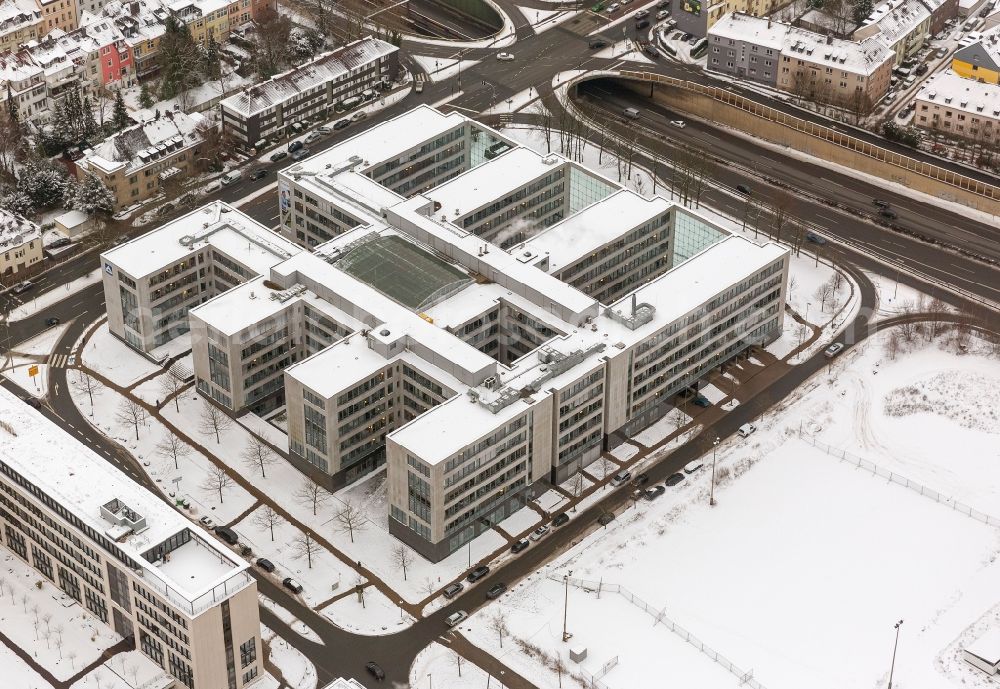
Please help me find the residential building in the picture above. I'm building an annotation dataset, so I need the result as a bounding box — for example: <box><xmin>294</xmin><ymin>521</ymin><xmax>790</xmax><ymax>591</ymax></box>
<box><xmin>708</xmin><ymin>13</ymin><xmax>895</xmax><ymax>110</ymax></box>
<box><xmin>952</xmin><ymin>26</ymin><xmax>1000</xmax><ymax>84</ymax></box>
<box><xmin>853</xmin><ymin>0</ymin><xmax>931</xmax><ymax>64</ymax></box>
<box><xmin>0</xmin><ymin>207</ymin><xmax>43</xmax><ymax>276</ymax></box>
<box><xmin>219</xmin><ymin>36</ymin><xmax>398</xmax><ymax>147</ymax></box>
<box><xmin>918</xmin><ymin>0</ymin><xmax>958</xmax><ymax>35</ymax></box>
<box><xmin>76</xmin><ymin>110</ymin><xmax>206</xmax><ymax>211</ymax></box>
<box><xmin>670</xmin><ymin>0</ymin><xmax>785</xmax><ymax>38</ymax></box>
<box><xmin>913</xmin><ymin>71</ymin><xmax>1000</xmax><ymax>141</ymax></box>
<box><xmin>168</xmin><ymin>0</ymin><xmax>230</xmax><ymax>44</ymax></box>
<box><xmin>0</xmin><ymin>385</ymin><xmax>263</xmax><ymax>689</ymax></box>
<box><xmin>0</xmin><ymin>0</ymin><xmax>42</xmax><ymax>51</ymax></box>
<box><xmin>100</xmin><ymin>201</ymin><xmax>302</xmax><ymax>353</ymax></box>
<box><xmin>0</xmin><ymin>50</ymin><xmax>46</xmax><ymax>125</ymax></box>
<box><xmin>36</xmin><ymin>0</ymin><xmax>79</xmax><ymax>34</ymax></box>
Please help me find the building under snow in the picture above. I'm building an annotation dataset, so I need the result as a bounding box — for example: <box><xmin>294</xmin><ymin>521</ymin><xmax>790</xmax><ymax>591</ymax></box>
<box><xmin>0</xmin><ymin>207</ymin><xmax>42</xmax><ymax>278</ymax></box>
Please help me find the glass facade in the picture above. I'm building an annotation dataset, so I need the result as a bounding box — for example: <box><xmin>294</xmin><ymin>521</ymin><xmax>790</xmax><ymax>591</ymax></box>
<box><xmin>672</xmin><ymin>210</ymin><xmax>728</xmax><ymax>263</ymax></box>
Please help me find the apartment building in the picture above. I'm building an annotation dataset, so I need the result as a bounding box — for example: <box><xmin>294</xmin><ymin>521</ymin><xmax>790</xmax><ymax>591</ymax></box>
<box><xmin>37</xmin><ymin>0</ymin><xmax>79</xmax><ymax>33</ymax></box>
<box><xmin>953</xmin><ymin>27</ymin><xmax>1000</xmax><ymax>84</ymax></box>
<box><xmin>100</xmin><ymin>202</ymin><xmax>302</xmax><ymax>353</ymax></box>
<box><xmin>0</xmin><ymin>208</ymin><xmax>43</xmax><ymax>277</ymax></box>
<box><xmin>708</xmin><ymin>13</ymin><xmax>895</xmax><ymax>110</ymax></box>
<box><xmin>670</xmin><ymin>0</ymin><xmax>785</xmax><ymax>38</ymax></box>
<box><xmin>0</xmin><ymin>386</ymin><xmax>263</xmax><ymax>689</ymax></box>
<box><xmin>219</xmin><ymin>36</ymin><xmax>399</xmax><ymax>148</ymax></box>
<box><xmin>0</xmin><ymin>50</ymin><xmax>46</xmax><ymax>124</ymax></box>
<box><xmin>0</xmin><ymin>0</ymin><xmax>42</xmax><ymax>51</ymax></box>
<box><xmin>76</xmin><ymin>110</ymin><xmax>206</xmax><ymax>211</ymax></box>
<box><xmin>854</xmin><ymin>0</ymin><xmax>931</xmax><ymax>64</ymax></box>
<box><xmin>914</xmin><ymin>71</ymin><xmax>1000</xmax><ymax>140</ymax></box>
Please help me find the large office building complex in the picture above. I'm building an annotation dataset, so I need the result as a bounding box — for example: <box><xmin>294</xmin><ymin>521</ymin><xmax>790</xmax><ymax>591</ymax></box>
<box><xmin>102</xmin><ymin>106</ymin><xmax>789</xmax><ymax>561</ymax></box>
<box><xmin>0</xmin><ymin>386</ymin><xmax>262</xmax><ymax>688</ymax></box>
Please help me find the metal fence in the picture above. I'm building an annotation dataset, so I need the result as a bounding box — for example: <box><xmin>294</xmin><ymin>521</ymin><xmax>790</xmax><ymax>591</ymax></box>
<box><xmin>554</xmin><ymin>576</ymin><xmax>769</xmax><ymax>689</ymax></box>
<box><xmin>800</xmin><ymin>433</ymin><xmax>1000</xmax><ymax>528</ymax></box>
<box><xmin>618</xmin><ymin>70</ymin><xmax>1000</xmax><ymax>204</ymax></box>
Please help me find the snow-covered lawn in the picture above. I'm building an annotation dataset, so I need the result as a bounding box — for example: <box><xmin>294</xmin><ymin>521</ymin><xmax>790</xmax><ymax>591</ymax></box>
<box><xmin>3</xmin><ymin>270</ymin><xmax>102</xmax><ymax>323</ymax></box>
<box><xmin>410</xmin><ymin>642</ymin><xmax>507</xmax><ymax>689</ymax></box>
<box><xmin>496</xmin><ymin>506</ymin><xmax>542</xmax><ymax>536</ymax></box>
<box><xmin>632</xmin><ymin>407</ymin><xmax>692</xmax><ymax>447</ymax></box>
<box><xmin>0</xmin><ymin>552</ymin><xmax>122</xmax><ymax>681</ymax></box>
<box><xmin>237</xmin><ymin>411</ymin><xmax>289</xmax><ymax>452</ymax></box>
<box><xmin>257</xmin><ymin>595</ymin><xmax>322</xmax><ymax>643</ymax></box>
<box><xmin>70</xmin><ymin>651</ymin><xmax>171</xmax><ymax>689</ymax></box>
<box><xmin>0</xmin><ymin>641</ymin><xmax>53</xmax><ymax>689</ymax></box>
<box><xmin>1</xmin><ymin>357</ymin><xmax>48</xmax><ymax>397</ymax></box>
<box><xmin>78</xmin><ymin>321</ymin><xmax>161</xmax><ymax>387</ymax></box>
<box><xmin>608</xmin><ymin>441</ymin><xmax>639</xmax><ymax>461</ymax></box>
<box><xmin>319</xmin><ymin>585</ymin><xmax>414</xmax><ymax>635</ymax></box>
<box><xmin>130</xmin><ymin>371</ymin><xmax>176</xmax><ymax>406</ymax></box>
<box><xmin>262</xmin><ymin>624</ymin><xmax>317</xmax><ymax>689</ymax></box>
<box><xmin>593</xmin><ymin>40</ymin><xmax>655</xmax><ymax>64</ymax></box>
<box><xmin>13</xmin><ymin>323</ymin><xmax>69</xmax><ymax>356</ymax></box>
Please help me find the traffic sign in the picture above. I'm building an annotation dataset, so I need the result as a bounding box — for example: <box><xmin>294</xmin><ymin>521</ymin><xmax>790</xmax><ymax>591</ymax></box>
<box><xmin>27</xmin><ymin>365</ymin><xmax>38</xmax><ymax>377</ymax></box>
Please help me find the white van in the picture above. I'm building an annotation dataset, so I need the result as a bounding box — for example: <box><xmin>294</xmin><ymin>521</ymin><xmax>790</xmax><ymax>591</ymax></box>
<box><xmin>683</xmin><ymin>459</ymin><xmax>704</xmax><ymax>474</ymax></box>
<box><xmin>446</xmin><ymin>611</ymin><xmax>468</xmax><ymax>627</ymax></box>
<box><xmin>737</xmin><ymin>423</ymin><xmax>757</xmax><ymax>438</ymax></box>
<box><xmin>623</xmin><ymin>107</ymin><xmax>640</xmax><ymax>119</ymax></box>
<box><xmin>220</xmin><ymin>170</ymin><xmax>242</xmax><ymax>186</ymax></box>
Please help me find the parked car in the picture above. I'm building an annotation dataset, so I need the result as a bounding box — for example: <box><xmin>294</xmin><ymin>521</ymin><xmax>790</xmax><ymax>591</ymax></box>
<box><xmin>683</xmin><ymin>459</ymin><xmax>704</xmax><ymax>474</ymax></box>
<box><xmin>45</xmin><ymin>317</ymin><xmax>60</xmax><ymax>326</ymax></box>
<box><xmin>552</xmin><ymin>512</ymin><xmax>570</xmax><ymax>527</ymax></box>
<box><xmin>48</xmin><ymin>237</ymin><xmax>71</xmax><ymax>248</ymax></box>
<box><xmin>12</xmin><ymin>280</ymin><xmax>34</xmax><ymax>295</ymax></box>
<box><xmin>199</xmin><ymin>516</ymin><xmax>214</xmax><ymax>528</ymax></box>
<box><xmin>305</xmin><ymin>131</ymin><xmax>322</xmax><ymax>144</ymax></box>
<box><xmin>486</xmin><ymin>583</ymin><xmax>508</xmax><ymax>599</ymax></box>
<box><xmin>606</xmin><ymin>2</ymin><xmax>620</xmax><ymax>11</ymax></box>
<box><xmin>632</xmin><ymin>473</ymin><xmax>650</xmax><ymax>487</ymax></box>
<box><xmin>589</xmin><ymin>37</ymin><xmax>608</xmax><ymax>49</ymax></box>
<box><xmin>287</xmin><ymin>140</ymin><xmax>304</xmax><ymax>153</ymax></box>
<box><xmin>467</xmin><ymin>565</ymin><xmax>490</xmax><ymax>583</ymax></box>
<box><xmin>736</xmin><ymin>183</ymin><xmax>752</xmax><ymax>195</ymax></box>
<box><xmin>597</xmin><ymin>512</ymin><xmax>616</xmax><ymax>526</ymax></box>
<box><xmin>880</xmin><ymin>208</ymin><xmax>898</xmax><ymax>220</ymax></box>
<box><xmin>529</xmin><ymin>525</ymin><xmax>549</xmax><ymax>541</ymax></box>
<box><xmin>333</xmin><ymin>118</ymin><xmax>351</xmax><ymax>130</ymax></box>
<box><xmin>692</xmin><ymin>394</ymin><xmax>711</xmax><ymax>408</ymax></box>
<box><xmin>443</xmin><ymin>582</ymin><xmax>464</xmax><ymax>598</ymax></box>
<box><xmin>636</xmin><ymin>18</ymin><xmax>650</xmax><ymax>28</ymax></box>
<box><xmin>665</xmin><ymin>473</ymin><xmax>686</xmax><ymax>486</ymax></box>
<box><xmin>738</xmin><ymin>422</ymin><xmax>757</xmax><ymax>438</ymax></box>
<box><xmin>414</xmin><ymin>81</ymin><xmax>424</xmax><ymax>93</ymax></box>
<box><xmin>270</xmin><ymin>150</ymin><xmax>288</xmax><ymax>162</ymax></box>
<box><xmin>67</xmin><ymin>354</ymin><xmax>76</xmax><ymax>366</ymax></box>
<box><xmin>249</xmin><ymin>168</ymin><xmax>268</xmax><ymax>181</ymax></box>
<box><xmin>291</xmin><ymin>148</ymin><xmax>311</xmax><ymax>161</ymax></box>
<box><xmin>446</xmin><ymin>610</ymin><xmax>468</xmax><ymax>627</ymax></box>
<box><xmin>805</xmin><ymin>232</ymin><xmax>827</xmax><ymax>245</ymax></box>
<box><xmin>496</xmin><ymin>52</ymin><xmax>515</xmax><ymax>61</ymax></box>
<box><xmin>824</xmin><ymin>342</ymin><xmax>845</xmax><ymax>358</ymax></box>
<box><xmin>282</xmin><ymin>577</ymin><xmax>304</xmax><ymax>594</ymax></box>
<box><xmin>220</xmin><ymin>170</ymin><xmax>242</xmax><ymax>185</ymax></box>
<box><xmin>317</xmin><ymin>125</ymin><xmax>333</xmax><ymax>135</ymax></box>
<box><xmin>656</xmin><ymin>8</ymin><xmax>670</xmax><ymax>18</ymax></box>
<box><xmin>511</xmin><ymin>539</ymin><xmax>530</xmax><ymax>553</ymax></box>
<box><xmin>915</xmin><ymin>63</ymin><xmax>929</xmax><ymax>75</ymax></box>
<box><xmin>350</xmin><ymin>110</ymin><xmax>368</xmax><ymax>122</ymax></box>
<box><xmin>610</xmin><ymin>470</ymin><xmax>632</xmax><ymax>487</ymax></box>
<box><xmin>214</xmin><ymin>526</ymin><xmax>239</xmax><ymax>545</ymax></box>
<box><xmin>644</xmin><ymin>485</ymin><xmax>666</xmax><ymax>500</ymax></box>
<box><xmin>255</xmin><ymin>558</ymin><xmax>276</xmax><ymax>573</ymax></box>
<box><xmin>670</xmin><ymin>119</ymin><xmax>686</xmax><ymax>128</ymax></box>
<box><xmin>365</xmin><ymin>662</ymin><xmax>385</xmax><ymax>682</ymax></box>
<box><xmin>22</xmin><ymin>397</ymin><xmax>40</xmax><ymax>409</ymax></box>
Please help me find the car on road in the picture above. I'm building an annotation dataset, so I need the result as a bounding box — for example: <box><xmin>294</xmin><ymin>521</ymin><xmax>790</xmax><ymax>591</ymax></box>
<box><xmin>597</xmin><ymin>512</ymin><xmax>616</xmax><ymax>526</ymax></box>
<box><xmin>255</xmin><ymin>558</ymin><xmax>276</xmax><ymax>572</ymax></box>
<box><xmin>632</xmin><ymin>473</ymin><xmax>649</xmax><ymax>487</ymax></box>
<box><xmin>317</xmin><ymin>125</ymin><xmax>333</xmax><ymax>135</ymax></box>
<box><xmin>283</xmin><ymin>577</ymin><xmax>304</xmax><ymax>594</ymax></box>
<box><xmin>486</xmin><ymin>583</ymin><xmax>508</xmax><ymax>599</ymax></box>
<box><xmin>683</xmin><ymin>459</ymin><xmax>704</xmax><ymax>474</ymax></box>
<box><xmin>496</xmin><ymin>52</ymin><xmax>515</xmax><ymax>61</ymax></box>
<box><xmin>529</xmin><ymin>525</ymin><xmax>549</xmax><ymax>541</ymax></box>
<box><xmin>872</xmin><ymin>198</ymin><xmax>890</xmax><ymax>208</ymax></box>
<box><xmin>333</xmin><ymin>119</ymin><xmax>351</xmax><ymax>130</ymax></box>
<box><xmin>414</xmin><ymin>81</ymin><xmax>424</xmax><ymax>93</ymax></box>
<box><xmin>220</xmin><ymin>170</ymin><xmax>242</xmax><ymax>185</ymax></box>
<box><xmin>365</xmin><ymin>661</ymin><xmax>386</xmax><ymax>682</ymax></box>
<box><xmin>22</xmin><ymin>397</ymin><xmax>40</xmax><ymax>409</ymax></box>
<box><xmin>824</xmin><ymin>342</ymin><xmax>845</xmax><ymax>358</ymax></box>
<box><xmin>467</xmin><ymin>565</ymin><xmax>490</xmax><ymax>583</ymax></box>
<box><xmin>288</xmin><ymin>140</ymin><xmax>304</xmax><ymax>152</ymax></box>
<box><xmin>552</xmin><ymin>512</ymin><xmax>570</xmax><ymax>527</ymax></box>
<box><xmin>644</xmin><ymin>485</ymin><xmax>666</xmax><ymax>500</ymax></box>
<box><xmin>656</xmin><ymin>8</ymin><xmax>670</xmax><ymax>18</ymax></box>
<box><xmin>589</xmin><ymin>37</ymin><xmax>608</xmax><ymax>48</ymax></box>
<box><xmin>692</xmin><ymin>394</ymin><xmax>711</xmax><ymax>408</ymax></box>
<box><xmin>636</xmin><ymin>18</ymin><xmax>650</xmax><ymax>28</ymax></box>
<box><xmin>305</xmin><ymin>131</ymin><xmax>322</xmax><ymax>144</ymax></box>
<box><xmin>446</xmin><ymin>610</ymin><xmax>468</xmax><ymax>627</ymax></box>
<box><xmin>805</xmin><ymin>232</ymin><xmax>827</xmax><ymax>245</ymax></box>
<box><xmin>45</xmin><ymin>317</ymin><xmax>60</xmax><ymax>326</ymax></box>
<box><xmin>880</xmin><ymin>208</ymin><xmax>898</xmax><ymax>220</ymax></box>
<box><xmin>291</xmin><ymin>148</ymin><xmax>311</xmax><ymax>161</ymax></box>
<box><xmin>12</xmin><ymin>280</ymin><xmax>34</xmax><ymax>295</ymax></box>
<box><xmin>665</xmin><ymin>473</ymin><xmax>686</xmax><ymax>486</ymax></box>
<box><xmin>738</xmin><ymin>422</ymin><xmax>757</xmax><ymax>438</ymax></box>
<box><xmin>67</xmin><ymin>354</ymin><xmax>76</xmax><ymax>366</ymax></box>
<box><xmin>736</xmin><ymin>183</ymin><xmax>752</xmax><ymax>195</ymax></box>
<box><xmin>270</xmin><ymin>150</ymin><xmax>288</xmax><ymax>162</ymax></box>
<box><xmin>199</xmin><ymin>516</ymin><xmax>214</xmax><ymax>528</ymax></box>
<box><xmin>606</xmin><ymin>2</ymin><xmax>619</xmax><ymax>11</ymax></box>
<box><xmin>634</xmin><ymin>8</ymin><xmax>649</xmax><ymax>18</ymax></box>
<box><xmin>214</xmin><ymin>526</ymin><xmax>239</xmax><ymax>545</ymax></box>
<box><xmin>670</xmin><ymin>119</ymin><xmax>686</xmax><ymax>128</ymax></box>
<box><xmin>681</xmin><ymin>31</ymin><xmax>693</xmax><ymax>41</ymax></box>
<box><xmin>249</xmin><ymin>168</ymin><xmax>268</xmax><ymax>181</ymax></box>
<box><xmin>511</xmin><ymin>539</ymin><xmax>530</xmax><ymax>553</ymax></box>
<box><xmin>351</xmin><ymin>110</ymin><xmax>368</xmax><ymax>122</ymax></box>
<box><xmin>443</xmin><ymin>582</ymin><xmax>464</xmax><ymax>598</ymax></box>
<box><xmin>610</xmin><ymin>470</ymin><xmax>632</xmax><ymax>487</ymax></box>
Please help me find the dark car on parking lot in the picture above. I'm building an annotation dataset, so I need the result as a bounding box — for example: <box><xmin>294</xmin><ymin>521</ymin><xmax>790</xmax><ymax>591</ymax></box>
<box><xmin>805</xmin><ymin>232</ymin><xmax>827</xmax><ymax>245</ymax></box>
<box><xmin>486</xmin><ymin>583</ymin><xmax>508</xmax><ymax>599</ymax></box>
<box><xmin>333</xmin><ymin>119</ymin><xmax>351</xmax><ymax>130</ymax></box>
<box><xmin>255</xmin><ymin>558</ymin><xmax>275</xmax><ymax>572</ymax></box>
<box><xmin>48</xmin><ymin>237</ymin><xmax>71</xmax><ymax>248</ymax></box>
<box><xmin>511</xmin><ymin>539</ymin><xmax>529</xmax><ymax>553</ymax></box>
<box><xmin>366</xmin><ymin>661</ymin><xmax>385</xmax><ymax>681</ymax></box>
<box><xmin>214</xmin><ymin>526</ymin><xmax>238</xmax><ymax>545</ymax></box>
<box><xmin>666</xmin><ymin>473</ymin><xmax>685</xmax><ymax>486</ymax></box>
<box><xmin>872</xmin><ymin>198</ymin><xmax>890</xmax><ymax>208</ymax></box>
<box><xmin>589</xmin><ymin>37</ymin><xmax>608</xmax><ymax>48</ymax></box>
<box><xmin>467</xmin><ymin>565</ymin><xmax>490</xmax><ymax>582</ymax></box>
<box><xmin>915</xmin><ymin>63</ymin><xmax>929</xmax><ymax>75</ymax></box>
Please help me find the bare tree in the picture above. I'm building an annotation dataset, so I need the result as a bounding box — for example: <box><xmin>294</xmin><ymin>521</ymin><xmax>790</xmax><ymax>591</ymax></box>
<box><xmin>796</xmin><ymin>323</ymin><xmax>812</xmax><ymax>349</ymax></box>
<box><xmin>813</xmin><ymin>281</ymin><xmax>834</xmax><ymax>313</ymax></box>
<box><xmin>292</xmin><ymin>531</ymin><xmax>320</xmax><ymax>569</ymax></box>
<box><xmin>115</xmin><ymin>398</ymin><xmax>146</xmax><ymax>441</ymax></box>
<box><xmin>355</xmin><ymin>576</ymin><xmax>366</xmax><ymax>608</ymax></box>
<box><xmin>421</xmin><ymin>578</ymin><xmax>436</xmax><ymax>599</ymax></box>
<box><xmin>159</xmin><ymin>369</ymin><xmax>186</xmax><ymax>412</ymax></box>
<box><xmin>198</xmin><ymin>402</ymin><xmax>232</xmax><ymax>443</ymax></box>
<box><xmin>884</xmin><ymin>329</ymin><xmax>902</xmax><ymax>360</ymax></box>
<box><xmin>391</xmin><ymin>544</ymin><xmax>414</xmax><ymax>581</ymax></box>
<box><xmin>241</xmin><ymin>436</ymin><xmax>278</xmax><ymax>478</ymax></box>
<box><xmin>451</xmin><ymin>650</ymin><xmax>464</xmax><ymax>677</ymax></box>
<box><xmin>156</xmin><ymin>431</ymin><xmax>192</xmax><ymax>470</ymax></box>
<box><xmin>252</xmin><ymin>505</ymin><xmax>284</xmax><ymax>541</ymax></box>
<box><xmin>70</xmin><ymin>370</ymin><xmax>103</xmax><ymax>409</ymax></box>
<box><xmin>202</xmin><ymin>465</ymin><xmax>235</xmax><ymax>503</ymax></box>
<box><xmin>554</xmin><ymin>655</ymin><xmax>567</xmax><ymax>688</ymax></box>
<box><xmin>294</xmin><ymin>478</ymin><xmax>329</xmax><ymax>516</ymax></box>
<box><xmin>489</xmin><ymin>611</ymin><xmax>510</xmax><ymax>649</ymax></box>
<box><xmin>334</xmin><ymin>500</ymin><xmax>366</xmax><ymax>543</ymax></box>
<box><xmin>596</xmin><ymin>455</ymin><xmax>617</xmax><ymax>483</ymax></box>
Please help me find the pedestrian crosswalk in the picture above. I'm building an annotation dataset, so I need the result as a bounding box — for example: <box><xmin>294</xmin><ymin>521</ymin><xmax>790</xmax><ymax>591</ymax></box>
<box><xmin>414</xmin><ymin>74</ymin><xmax>428</xmax><ymax>85</ymax></box>
<box><xmin>48</xmin><ymin>354</ymin><xmax>70</xmax><ymax>368</ymax></box>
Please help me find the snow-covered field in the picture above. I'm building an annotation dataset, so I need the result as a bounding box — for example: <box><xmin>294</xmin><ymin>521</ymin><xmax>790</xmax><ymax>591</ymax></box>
<box><xmin>0</xmin><ymin>641</ymin><xmax>52</xmax><ymax>689</ymax></box>
<box><xmin>320</xmin><ymin>585</ymin><xmax>414</xmax><ymax>635</ymax></box>
<box><xmin>410</xmin><ymin>642</ymin><xmax>507</xmax><ymax>689</ymax></box>
<box><xmin>262</xmin><ymin>624</ymin><xmax>317</xmax><ymax>689</ymax></box>
<box><xmin>70</xmin><ymin>650</ymin><xmax>170</xmax><ymax>689</ymax></box>
<box><xmin>79</xmin><ymin>321</ymin><xmax>161</xmax><ymax>387</ymax></box>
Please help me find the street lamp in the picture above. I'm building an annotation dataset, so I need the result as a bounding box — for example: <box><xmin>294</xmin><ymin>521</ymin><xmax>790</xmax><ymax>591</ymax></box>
<box><xmin>888</xmin><ymin>619</ymin><xmax>903</xmax><ymax>689</ymax></box>
<box><xmin>427</xmin><ymin>673</ymin><xmax>432</xmax><ymax>689</ymax></box>
<box><xmin>562</xmin><ymin>569</ymin><xmax>573</xmax><ymax>642</ymax></box>
<box><xmin>709</xmin><ymin>436</ymin><xmax>720</xmax><ymax>506</ymax></box>
<box><xmin>805</xmin><ymin>302</ymin><xmax>811</xmax><ymax>324</ymax></box>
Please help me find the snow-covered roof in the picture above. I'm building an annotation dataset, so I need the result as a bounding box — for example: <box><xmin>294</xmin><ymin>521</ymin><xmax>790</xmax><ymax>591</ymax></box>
<box><xmin>54</xmin><ymin>209</ymin><xmax>90</xmax><ymax>229</ymax></box>
<box><xmin>915</xmin><ymin>71</ymin><xmax>1000</xmax><ymax>120</ymax></box>
<box><xmin>708</xmin><ymin>12</ymin><xmax>786</xmax><ymax>49</ymax></box>
<box><xmin>0</xmin><ymin>0</ymin><xmax>41</xmax><ymax>38</ymax></box>
<box><xmin>322</xmin><ymin>679</ymin><xmax>367</xmax><ymax>689</ymax></box>
<box><xmin>220</xmin><ymin>36</ymin><xmax>396</xmax><ymax>119</ymax></box>
<box><xmin>168</xmin><ymin>0</ymin><xmax>229</xmax><ymax>18</ymax></box>
<box><xmin>101</xmin><ymin>202</ymin><xmax>302</xmax><ymax>279</ymax></box>
<box><xmin>855</xmin><ymin>0</ymin><xmax>930</xmax><ymax>45</ymax></box>
<box><xmin>953</xmin><ymin>25</ymin><xmax>1000</xmax><ymax>72</ymax></box>
<box><xmin>966</xmin><ymin>628</ymin><xmax>1000</xmax><ymax>664</ymax></box>
<box><xmin>0</xmin><ymin>49</ymin><xmax>42</xmax><ymax>85</ymax></box>
<box><xmin>0</xmin><ymin>385</ymin><xmax>251</xmax><ymax>613</ymax></box>
<box><xmin>0</xmin><ymin>207</ymin><xmax>40</xmax><ymax>249</ymax></box>
<box><xmin>81</xmin><ymin>110</ymin><xmax>205</xmax><ymax>175</ymax></box>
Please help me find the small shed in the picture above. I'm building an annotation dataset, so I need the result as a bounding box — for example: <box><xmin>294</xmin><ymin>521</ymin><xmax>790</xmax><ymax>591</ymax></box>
<box><xmin>964</xmin><ymin>628</ymin><xmax>1000</xmax><ymax>675</ymax></box>
<box><xmin>54</xmin><ymin>210</ymin><xmax>93</xmax><ymax>239</ymax></box>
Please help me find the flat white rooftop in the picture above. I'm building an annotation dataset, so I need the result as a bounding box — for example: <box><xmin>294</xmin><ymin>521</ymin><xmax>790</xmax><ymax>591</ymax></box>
<box><xmin>102</xmin><ymin>203</ymin><xmax>301</xmax><ymax>279</ymax></box>
<box><xmin>966</xmin><ymin>628</ymin><xmax>1000</xmax><ymax>664</ymax></box>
